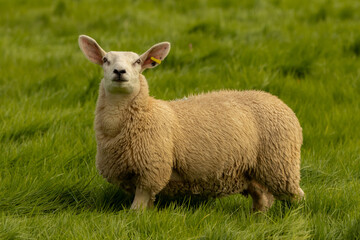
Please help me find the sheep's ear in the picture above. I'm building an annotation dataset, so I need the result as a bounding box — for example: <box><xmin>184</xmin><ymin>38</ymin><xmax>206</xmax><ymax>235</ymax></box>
<box><xmin>78</xmin><ymin>35</ymin><xmax>106</xmax><ymax>65</ymax></box>
<box><xmin>139</xmin><ymin>42</ymin><xmax>170</xmax><ymax>72</ymax></box>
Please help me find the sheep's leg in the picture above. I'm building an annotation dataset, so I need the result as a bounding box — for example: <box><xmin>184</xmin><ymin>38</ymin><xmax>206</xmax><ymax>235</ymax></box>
<box><xmin>147</xmin><ymin>197</ymin><xmax>155</xmax><ymax>208</ymax></box>
<box><xmin>298</xmin><ymin>187</ymin><xmax>305</xmax><ymax>199</ymax></box>
<box><xmin>292</xmin><ymin>187</ymin><xmax>305</xmax><ymax>202</ymax></box>
<box><xmin>130</xmin><ymin>160</ymin><xmax>173</xmax><ymax>210</ymax></box>
<box><xmin>130</xmin><ymin>187</ymin><xmax>152</xmax><ymax>210</ymax></box>
<box><xmin>248</xmin><ymin>180</ymin><xmax>274</xmax><ymax>212</ymax></box>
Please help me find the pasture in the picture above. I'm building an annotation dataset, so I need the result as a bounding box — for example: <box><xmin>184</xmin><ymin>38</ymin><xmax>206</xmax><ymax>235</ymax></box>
<box><xmin>1</xmin><ymin>0</ymin><xmax>360</xmax><ymax>239</ymax></box>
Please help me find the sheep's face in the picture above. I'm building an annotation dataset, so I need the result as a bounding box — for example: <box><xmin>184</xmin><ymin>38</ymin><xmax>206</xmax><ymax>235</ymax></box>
<box><xmin>79</xmin><ymin>35</ymin><xmax>170</xmax><ymax>95</ymax></box>
<box><xmin>101</xmin><ymin>51</ymin><xmax>142</xmax><ymax>94</ymax></box>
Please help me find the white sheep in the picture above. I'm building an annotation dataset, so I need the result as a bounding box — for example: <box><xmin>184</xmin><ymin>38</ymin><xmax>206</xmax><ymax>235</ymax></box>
<box><xmin>78</xmin><ymin>35</ymin><xmax>304</xmax><ymax>211</ymax></box>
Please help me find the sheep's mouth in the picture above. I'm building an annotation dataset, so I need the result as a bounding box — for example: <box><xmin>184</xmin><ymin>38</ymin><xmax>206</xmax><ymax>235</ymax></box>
<box><xmin>112</xmin><ymin>77</ymin><xmax>129</xmax><ymax>82</ymax></box>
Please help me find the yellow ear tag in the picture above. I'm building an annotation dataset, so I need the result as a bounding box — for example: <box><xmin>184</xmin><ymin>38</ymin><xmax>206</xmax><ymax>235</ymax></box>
<box><xmin>151</xmin><ymin>57</ymin><xmax>161</xmax><ymax>64</ymax></box>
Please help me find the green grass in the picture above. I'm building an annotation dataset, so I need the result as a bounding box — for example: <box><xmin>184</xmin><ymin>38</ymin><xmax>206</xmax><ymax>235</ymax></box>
<box><xmin>1</xmin><ymin>0</ymin><xmax>360</xmax><ymax>239</ymax></box>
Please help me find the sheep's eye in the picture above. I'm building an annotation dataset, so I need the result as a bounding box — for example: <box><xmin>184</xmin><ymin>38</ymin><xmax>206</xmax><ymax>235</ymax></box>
<box><xmin>135</xmin><ymin>59</ymin><xmax>141</xmax><ymax>64</ymax></box>
<box><xmin>103</xmin><ymin>57</ymin><xmax>109</xmax><ymax>64</ymax></box>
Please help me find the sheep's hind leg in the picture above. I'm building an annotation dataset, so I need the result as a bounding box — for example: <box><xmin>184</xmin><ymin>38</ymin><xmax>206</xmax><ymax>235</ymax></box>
<box><xmin>292</xmin><ymin>187</ymin><xmax>305</xmax><ymax>202</ymax></box>
<box><xmin>248</xmin><ymin>180</ymin><xmax>274</xmax><ymax>212</ymax></box>
<box><xmin>130</xmin><ymin>187</ymin><xmax>153</xmax><ymax>210</ymax></box>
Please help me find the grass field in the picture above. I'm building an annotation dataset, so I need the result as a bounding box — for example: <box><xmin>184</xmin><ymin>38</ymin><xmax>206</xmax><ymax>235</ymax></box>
<box><xmin>1</xmin><ymin>0</ymin><xmax>360</xmax><ymax>239</ymax></box>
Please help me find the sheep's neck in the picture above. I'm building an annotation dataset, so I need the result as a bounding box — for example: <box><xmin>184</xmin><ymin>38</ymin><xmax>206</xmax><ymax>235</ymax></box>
<box><xmin>104</xmin><ymin>91</ymin><xmax>138</xmax><ymax>110</ymax></box>
<box><xmin>95</xmin><ymin>75</ymin><xmax>150</xmax><ymax>137</ymax></box>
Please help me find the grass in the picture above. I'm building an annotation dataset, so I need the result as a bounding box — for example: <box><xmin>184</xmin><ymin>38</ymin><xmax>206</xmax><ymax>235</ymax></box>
<box><xmin>1</xmin><ymin>0</ymin><xmax>360</xmax><ymax>239</ymax></box>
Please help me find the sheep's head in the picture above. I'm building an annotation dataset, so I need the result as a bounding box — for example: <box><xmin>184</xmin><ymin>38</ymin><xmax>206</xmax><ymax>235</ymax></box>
<box><xmin>78</xmin><ymin>35</ymin><xmax>170</xmax><ymax>95</ymax></box>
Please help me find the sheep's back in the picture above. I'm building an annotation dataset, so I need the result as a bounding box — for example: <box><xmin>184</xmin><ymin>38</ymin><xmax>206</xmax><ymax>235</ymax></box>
<box><xmin>168</xmin><ymin>90</ymin><xmax>302</xmax><ymax>190</ymax></box>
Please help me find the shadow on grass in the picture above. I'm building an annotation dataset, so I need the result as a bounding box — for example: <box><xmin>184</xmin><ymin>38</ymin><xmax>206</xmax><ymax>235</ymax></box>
<box><xmin>52</xmin><ymin>185</ymin><xmax>220</xmax><ymax>213</ymax></box>
<box><xmin>51</xmin><ymin>184</ymin><xmax>302</xmax><ymax>216</ymax></box>
<box><xmin>2</xmin><ymin>181</ymin><xmax>302</xmax><ymax>218</ymax></box>
<box><xmin>17</xmin><ymin>180</ymin><xmax>300</xmax><ymax>216</ymax></box>
<box><xmin>155</xmin><ymin>194</ymin><xmax>215</xmax><ymax>211</ymax></box>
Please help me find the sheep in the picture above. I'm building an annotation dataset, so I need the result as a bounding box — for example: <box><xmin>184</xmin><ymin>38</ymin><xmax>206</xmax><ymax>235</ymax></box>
<box><xmin>78</xmin><ymin>35</ymin><xmax>304</xmax><ymax>212</ymax></box>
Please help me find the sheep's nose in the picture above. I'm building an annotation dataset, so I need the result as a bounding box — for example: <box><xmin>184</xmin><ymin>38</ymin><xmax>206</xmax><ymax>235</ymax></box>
<box><xmin>113</xmin><ymin>69</ymin><xmax>126</xmax><ymax>75</ymax></box>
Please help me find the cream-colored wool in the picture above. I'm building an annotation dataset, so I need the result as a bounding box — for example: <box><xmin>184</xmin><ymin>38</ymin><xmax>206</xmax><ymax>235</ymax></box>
<box><xmin>79</xmin><ymin>35</ymin><xmax>304</xmax><ymax>211</ymax></box>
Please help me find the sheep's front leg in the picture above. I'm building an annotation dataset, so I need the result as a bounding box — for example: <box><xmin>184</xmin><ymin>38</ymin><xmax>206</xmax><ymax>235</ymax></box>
<box><xmin>130</xmin><ymin>155</ymin><xmax>172</xmax><ymax>210</ymax></box>
<box><xmin>130</xmin><ymin>187</ymin><xmax>153</xmax><ymax>210</ymax></box>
